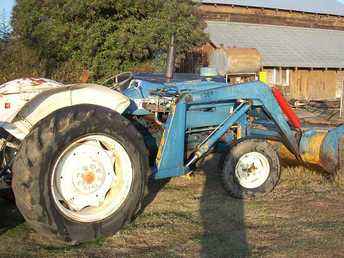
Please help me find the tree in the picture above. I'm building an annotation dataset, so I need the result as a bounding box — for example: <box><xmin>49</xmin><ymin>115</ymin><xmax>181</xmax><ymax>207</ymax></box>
<box><xmin>11</xmin><ymin>0</ymin><xmax>207</xmax><ymax>82</ymax></box>
<box><xmin>0</xmin><ymin>9</ymin><xmax>44</xmax><ymax>84</ymax></box>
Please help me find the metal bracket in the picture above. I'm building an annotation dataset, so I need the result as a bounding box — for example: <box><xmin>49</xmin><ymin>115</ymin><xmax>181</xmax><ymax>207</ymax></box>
<box><xmin>186</xmin><ymin>102</ymin><xmax>250</xmax><ymax>167</ymax></box>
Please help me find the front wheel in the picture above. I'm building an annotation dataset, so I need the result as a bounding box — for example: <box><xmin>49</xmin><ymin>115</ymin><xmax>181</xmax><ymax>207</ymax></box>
<box><xmin>222</xmin><ymin>139</ymin><xmax>281</xmax><ymax>199</ymax></box>
<box><xmin>12</xmin><ymin>105</ymin><xmax>149</xmax><ymax>243</ymax></box>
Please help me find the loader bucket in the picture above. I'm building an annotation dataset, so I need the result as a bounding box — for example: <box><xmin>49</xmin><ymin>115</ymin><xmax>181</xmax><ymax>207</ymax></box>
<box><xmin>276</xmin><ymin>125</ymin><xmax>344</xmax><ymax>174</ymax></box>
<box><xmin>318</xmin><ymin>125</ymin><xmax>344</xmax><ymax>173</ymax></box>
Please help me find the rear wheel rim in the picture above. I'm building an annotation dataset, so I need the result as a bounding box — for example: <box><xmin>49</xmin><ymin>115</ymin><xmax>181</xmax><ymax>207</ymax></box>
<box><xmin>235</xmin><ymin>152</ymin><xmax>270</xmax><ymax>189</ymax></box>
<box><xmin>51</xmin><ymin>135</ymin><xmax>133</xmax><ymax>223</ymax></box>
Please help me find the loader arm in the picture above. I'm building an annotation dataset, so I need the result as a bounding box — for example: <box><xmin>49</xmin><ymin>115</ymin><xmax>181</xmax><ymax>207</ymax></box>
<box><xmin>154</xmin><ymin>81</ymin><xmax>300</xmax><ymax>179</ymax></box>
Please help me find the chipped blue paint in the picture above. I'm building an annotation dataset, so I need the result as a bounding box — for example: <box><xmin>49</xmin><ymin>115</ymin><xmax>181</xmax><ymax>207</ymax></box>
<box><xmin>152</xmin><ymin>81</ymin><xmax>299</xmax><ymax>179</ymax></box>
<box><xmin>121</xmin><ymin>75</ymin><xmax>343</xmax><ymax>178</ymax></box>
<box><xmin>321</xmin><ymin>125</ymin><xmax>344</xmax><ymax>173</ymax></box>
<box><xmin>195</xmin><ymin>103</ymin><xmax>250</xmax><ymax>156</ymax></box>
<box><xmin>155</xmin><ymin>102</ymin><xmax>187</xmax><ymax>179</ymax></box>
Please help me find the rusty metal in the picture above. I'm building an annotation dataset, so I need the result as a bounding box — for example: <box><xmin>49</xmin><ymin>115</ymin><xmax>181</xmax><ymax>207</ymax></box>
<box><xmin>209</xmin><ymin>47</ymin><xmax>262</xmax><ymax>75</ymax></box>
<box><xmin>274</xmin><ymin>126</ymin><xmax>344</xmax><ymax>173</ymax></box>
<box><xmin>165</xmin><ymin>34</ymin><xmax>176</xmax><ymax>81</ymax></box>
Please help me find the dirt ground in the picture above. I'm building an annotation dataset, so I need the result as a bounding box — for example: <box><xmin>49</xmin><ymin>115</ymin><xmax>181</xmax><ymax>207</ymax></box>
<box><xmin>1</xmin><ymin>155</ymin><xmax>344</xmax><ymax>258</ymax></box>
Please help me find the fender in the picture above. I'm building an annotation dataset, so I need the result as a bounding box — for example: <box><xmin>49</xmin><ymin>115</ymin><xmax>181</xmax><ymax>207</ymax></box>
<box><xmin>4</xmin><ymin>83</ymin><xmax>130</xmax><ymax>140</ymax></box>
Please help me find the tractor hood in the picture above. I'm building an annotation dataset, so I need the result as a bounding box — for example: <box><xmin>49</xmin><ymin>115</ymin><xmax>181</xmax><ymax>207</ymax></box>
<box><xmin>122</xmin><ymin>73</ymin><xmax>228</xmax><ymax>115</ymax></box>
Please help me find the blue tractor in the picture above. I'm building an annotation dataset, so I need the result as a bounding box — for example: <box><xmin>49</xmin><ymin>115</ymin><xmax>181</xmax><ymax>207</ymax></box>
<box><xmin>0</xmin><ymin>40</ymin><xmax>342</xmax><ymax>244</ymax></box>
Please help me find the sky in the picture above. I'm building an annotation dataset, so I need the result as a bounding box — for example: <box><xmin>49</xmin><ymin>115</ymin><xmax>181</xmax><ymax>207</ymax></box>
<box><xmin>0</xmin><ymin>0</ymin><xmax>15</xmax><ymax>21</ymax></box>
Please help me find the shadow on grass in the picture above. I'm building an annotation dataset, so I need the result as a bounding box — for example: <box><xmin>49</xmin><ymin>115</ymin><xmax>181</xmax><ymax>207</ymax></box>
<box><xmin>135</xmin><ymin>177</ymin><xmax>171</xmax><ymax>219</ymax></box>
<box><xmin>0</xmin><ymin>196</ymin><xmax>24</xmax><ymax>235</ymax></box>
<box><xmin>137</xmin><ymin>154</ymin><xmax>249</xmax><ymax>257</ymax></box>
<box><xmin>200</xmin><ymin>154</ymin><xmax>249</xmax><ymax>257</ymax></box>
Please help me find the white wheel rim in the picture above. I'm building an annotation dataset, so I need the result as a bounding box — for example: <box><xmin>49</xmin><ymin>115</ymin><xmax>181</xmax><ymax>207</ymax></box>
<box><xmin>235</xmin><ymin>152</ymin><xmax>270</xmax><ymax>189</ymax></box>
<box><xmin>51</xmin><ymin>135</ymin><xmax>133</xmax><ymax>223</ymax></box>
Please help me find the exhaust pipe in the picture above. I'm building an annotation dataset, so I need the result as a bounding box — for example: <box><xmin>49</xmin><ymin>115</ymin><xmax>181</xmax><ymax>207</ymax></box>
<box><xmin>165</xmin><ymin>34</ymin><xmax>176</xmax><ymax>81</ymax></box>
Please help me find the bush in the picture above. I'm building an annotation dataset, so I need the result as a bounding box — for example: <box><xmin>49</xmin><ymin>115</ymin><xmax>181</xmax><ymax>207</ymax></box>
<box><xmin>5</xmin><ymin>0</ymin><xmax>207</xmax><ymax>83</ymax></box>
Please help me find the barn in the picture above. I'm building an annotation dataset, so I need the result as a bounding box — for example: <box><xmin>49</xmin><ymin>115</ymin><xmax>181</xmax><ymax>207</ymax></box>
<box><xmin>182</xmin><ymin>0</ymin><xmax>344</xmax><ymax>101</ymax></box>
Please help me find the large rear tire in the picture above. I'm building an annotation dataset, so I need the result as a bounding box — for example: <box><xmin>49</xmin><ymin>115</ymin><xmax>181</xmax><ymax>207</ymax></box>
<box><xmin>12</xmin><ymin>105</ymin><xmax>149</xmax><ymax>244</ymax></box>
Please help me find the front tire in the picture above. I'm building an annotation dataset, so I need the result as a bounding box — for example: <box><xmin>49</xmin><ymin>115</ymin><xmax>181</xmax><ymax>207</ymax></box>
<box><xmin>222</xmin><ymin>139</ymin><xmax>280</xmax><ymax>199</ymax></box>
<box><xmin>12</xmin><ymin>105</ymin><xmax>149</xmax><ymax>243</ymax></box>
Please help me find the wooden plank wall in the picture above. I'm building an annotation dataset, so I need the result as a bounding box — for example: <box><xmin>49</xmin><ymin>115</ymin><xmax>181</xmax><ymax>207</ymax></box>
<box><xmin>289</xmin><ymin>70</ymin><xmax>337</xmax><ymax>100</ymax></box>
<box><xmin>262</xmin><ymin>69</ymin><xmax>340</xmax><ymax>100</ymax></box>
<box><xmin>199</xmin><ymin>5</ymin><xmax>344</xmax><ymax>31</ymax></box>
<box><xmin>336</xmin><ymin>71</ymin><xmax>344</xmax><ymax>98</ymax></box>
<box><xmin>177</xmin><ymin>43</ymin><xmax>215</xmax><ymax>73</ymax></box>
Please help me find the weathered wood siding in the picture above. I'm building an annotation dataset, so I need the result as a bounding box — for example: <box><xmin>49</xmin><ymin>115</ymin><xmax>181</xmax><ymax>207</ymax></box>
<box><xmin>336</xmin><ymin>71</ymin><xmax>344</xmax><ymax>98</ymax></box>
<box><xmin>288</xmin><ymin>70</ymin><xmax>337</xmax><ymax>100</ymax></box>
<box><xmin>177</xmin><ymin>43</ymin><xmax>214</xmax><ymax>73</ymax></box>
<box><xmin>199</xmin><ymin>4</ymin><xmax>344</xmax><ymax>31</ymax></box>
<box><xmin>262</xmin><ymin>69</ymin><xmax>340</xmax><ymax>100</ymax></box>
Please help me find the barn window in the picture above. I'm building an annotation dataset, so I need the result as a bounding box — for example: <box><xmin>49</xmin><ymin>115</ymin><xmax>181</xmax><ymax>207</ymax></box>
<box><xmin>273</xmin><ymin>68</ymin><xmax>290</xmax><ymax>86</ymax></box>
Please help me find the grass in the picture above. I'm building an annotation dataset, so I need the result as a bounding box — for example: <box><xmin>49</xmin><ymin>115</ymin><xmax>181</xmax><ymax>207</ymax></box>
<box><xmin>0</xmin><ymin>154</ymin><xmax>344</xmax><ymax>257</ymax></box>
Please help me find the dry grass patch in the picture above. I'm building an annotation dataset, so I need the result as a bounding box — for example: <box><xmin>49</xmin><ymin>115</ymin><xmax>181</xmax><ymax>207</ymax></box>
<box><xmin>0</xmin><ymin>159</ymin><xmax>343</xmax><ymax>257</ymax></box>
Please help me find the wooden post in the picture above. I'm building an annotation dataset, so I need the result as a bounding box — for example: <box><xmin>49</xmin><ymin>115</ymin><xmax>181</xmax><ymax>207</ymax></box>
<box><xmin>341</xmin><ymin>81</ymin><xmax>344</xmax><ymax>118</ymax></box>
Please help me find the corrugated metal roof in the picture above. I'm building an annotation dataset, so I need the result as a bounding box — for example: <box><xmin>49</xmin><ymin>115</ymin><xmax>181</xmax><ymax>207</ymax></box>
<box><xmin>200</xmin><ymin>0</ymin><xmax>344</xmax><ymax>16</ymax></box>
<box><xmin>205</xmin><ymin>21</ymin><xmax>344</xmax><ymax>68</ymax></box>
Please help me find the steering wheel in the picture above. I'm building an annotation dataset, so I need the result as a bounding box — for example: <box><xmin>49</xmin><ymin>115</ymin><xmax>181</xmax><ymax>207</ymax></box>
<box><xmin>102</xmin><ymin>72</ymin><xmax>133</xmax><ymax>90</ymax></box>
